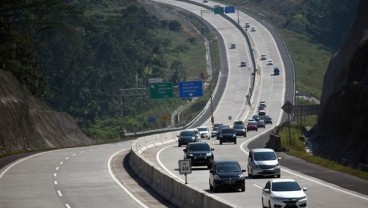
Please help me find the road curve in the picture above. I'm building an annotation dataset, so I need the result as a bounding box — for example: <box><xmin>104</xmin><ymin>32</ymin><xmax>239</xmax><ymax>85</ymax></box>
<box><xmin>0</xmin><ymin>141</ymin><xmax>148</xmax><ymax>208</ymax></box>
<box><xmin>149</xmin><ymin>1</ymin><xmax>368</xmax><ymax>208</ymax></box>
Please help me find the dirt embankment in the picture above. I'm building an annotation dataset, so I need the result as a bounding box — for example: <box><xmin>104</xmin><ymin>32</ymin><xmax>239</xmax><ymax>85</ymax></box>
<box><xmin>0</xmin><ymin>70</ymin><xmax>92</xmax><ymax>156</ymax></box>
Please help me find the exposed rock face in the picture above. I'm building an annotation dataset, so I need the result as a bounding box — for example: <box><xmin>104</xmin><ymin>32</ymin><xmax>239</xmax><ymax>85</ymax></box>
<box><xmin>315</xmin><ymin>0</ymin><xmax>368</xmax><ymax>164</ymax></box>
<box><xmin>0</xmin><ymin>70</ymin><xmax>92</xmax><ymax>155</ymax></box>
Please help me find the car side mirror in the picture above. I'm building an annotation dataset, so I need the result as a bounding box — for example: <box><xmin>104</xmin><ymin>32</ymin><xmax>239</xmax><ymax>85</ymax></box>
<box><xmin>263</xmin><ymin>189</ymin><xmax>270</xmax><ymax>194</ymax></box>
<box><xmin>242</xmin><ymin>169</ymin><xmax>246</xmax><ymax>172</ymax></box>
<box><xmin>183</xmin><ymin>149</ymin><xmax>187</xmax><ymax>152</ymax></box>
<box><xmin>209</xmin><ymin>170</ymin><xmax>214</xmax><ymax>173</ymax></box>
<box><xmin>303</xmin><ymin>187</ymin><xmax>308</xmax><ymax>192</ymax></box>
<box><xmin>177</xmin><ymin>135</ymin><xmax>179</xmax><ymax>137</ymax></box>
<box><xmin>278</xmin><ymin>156</ymin><xmax>282</xmax><ymax>160</ymax></box>
<box><xmin>211</xmin><ymin>148</ymin><xmax>214</xmax><ymax>151</ymax></box>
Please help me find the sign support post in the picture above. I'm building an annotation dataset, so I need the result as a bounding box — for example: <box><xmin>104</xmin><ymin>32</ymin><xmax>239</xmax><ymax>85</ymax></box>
<box><xmin>282</xmin><ymin>100</ymin><xmax>294</xmax><ymax>146</ymax></box>
<box><xmin>178</xmin><ymin>159</ymin><xmax>192</xmax><ymax>184</ymax></box>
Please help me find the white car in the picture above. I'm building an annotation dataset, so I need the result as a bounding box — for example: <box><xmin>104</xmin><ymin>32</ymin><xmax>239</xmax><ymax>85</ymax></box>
<box><xmin>251</xmin><ymin>27</ymin><xmax>257</xmax><ymax>32</ymax></box>
<box><xmin>262</xmin><ymin>179</ymin><xmax>308</xmax><ymax>208</ymax></box>
<box><xmin>267</xmin><ymin>59</ymin><xmax>274</xmax><ymax>65</ymax></box>
<box><xmin>197</xmin><ymin>126</ymin><xmax>210</xmax><ymax>139</ymax></box>
<box><xmin>211</xmin><ymin>126</ymin><xmax>218</xmax><ymax>137</ymax></box>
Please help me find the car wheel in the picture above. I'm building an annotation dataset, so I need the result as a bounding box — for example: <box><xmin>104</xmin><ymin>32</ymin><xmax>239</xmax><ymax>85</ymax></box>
<box><xmin>277</xmin><ymin>174</ymin><xmax>281</xmax><ymax>178</ymax></box>
<box><xmin>262</xmin><ymin>199</ymin><xmax>266</xmax><ymax>208</ymax></box>
<box><xmin>234</xmin><ymin>140</ymin><xmax>237</xmax><ymax>144</ymax></box>
<box><xmin>256</xmin><ymin>128</ymin><xmax>258</xmax><ymax>131</ymax></box>
<box><xmin>241</xmin><ymin>184</ymin><xmax>245</xmax><ymax>192</ymax></box>
<box><xmin>209</xmin><ymin>180</ymin><xmax>213</xmax><ymax>191</ymax></box>
<box><xmin>213</xmin><ymin>182</ymin><xmax>218</xmax><ymax>193</ymax></box>
<box><xmin>178</xmin><ymin>143</ymin><xmax>181</xmax><ymax>147</ymax></box>
<box><xmin>220</xmin><ymin>141</ymin><xmax>223</xmax><ymax>145</ymax></box>
<box><xmin>268</xmin><ymin>200</ymin><xmax>271</xmax><ymax>208</ymax></box>
<box><xmin>207</xmin><ymin>164</ymin><xmax>212</xmax><ymax>169</ymax></box>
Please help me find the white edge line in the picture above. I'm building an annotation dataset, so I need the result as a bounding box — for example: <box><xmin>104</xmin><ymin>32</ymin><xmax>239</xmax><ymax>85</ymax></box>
<box><xmin>57</xmin><ymin>190</ymin><xmax>62</xmax><ymax>197</ymax></box>
<box><xmin>0</xmin><ymin>152</ymin><xmax>46</xmax><ymax>178</ymax></box>
<box><xmin>65</xmin><ymin>204</ymin><xmax>71</xmax><ymax>208</ymax></box>
<box><xmin>253</xmin><ymin>184</ymin><xmax>263</xmax><ymax>189</ymax></box>
<box><xmin>156</xmin><ymin>144</ymin><xmax>184</xmax><ymax>182</ymax></box>
<box><xmin>240</xmin><ymin>133</ymin><xmax>368</xmax><ymax>201</ymax></box>
<box><xmin>282</xmin><ymin>168</ymin><xmax>368</xmax><ymax>201</ymax></box>
<box><xmin>156</xmin><ymin>141</ymin><xmax>245</xmax><ymax>207</ymax></box>
<box><xmin>108</xmin><ymin>149</ymin><xmax>149</xmax><ymax>208</ymax></box>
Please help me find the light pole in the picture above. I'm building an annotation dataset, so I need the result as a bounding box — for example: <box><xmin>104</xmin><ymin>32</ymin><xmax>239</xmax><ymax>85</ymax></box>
<box><xmin>209</xmin><ymin>39</ymin><xmax>215</xmax><ymax>126</ymax></box>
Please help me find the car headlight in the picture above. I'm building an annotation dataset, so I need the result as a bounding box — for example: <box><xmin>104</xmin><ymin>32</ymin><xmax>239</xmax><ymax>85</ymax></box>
<box><xmin>214</xmin><ymin>175</ymin><xmax>221</xmax><ymax>180</ymax></box>
<box><xmin>188</xmin><ymin>154</ymin><xmax>193</xmax><ymax>157</ymax></box>
<box><xmin>253</xmin><ymin>163</ymin><xmax>260</xmax><ymax>168</ymax></box>
<box><xmin>206</xmin><ymin>152</ymin><xmax>212</xmax><ymax>156</ymax></box>
<box><xmin>299</xmin><ymin>196</ymin><xmax>307</xmax><ymax>200</ymax></box>
<box><xmin>239</xmin><ymin>174</ymin><xmax>245</xmax><ymax>179</ymax></box>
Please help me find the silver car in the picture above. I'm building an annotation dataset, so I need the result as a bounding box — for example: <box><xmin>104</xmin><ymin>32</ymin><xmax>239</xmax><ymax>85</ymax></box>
<box><xmin>247</xmin><ymin>148</ymin><xmax>281</xmax><ymax>178</ymax></box>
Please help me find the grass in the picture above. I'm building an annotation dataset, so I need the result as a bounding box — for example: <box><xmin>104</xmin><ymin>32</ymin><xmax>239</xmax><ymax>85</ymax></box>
<box><xmin>279</xmin><ymin>124</ymin><xmax>368</xmax><ymax>180</ymax></box>
<box><xmin>280</xmin><ymin>29</ymin><xmax>332</xmax><ymax>99</ymax></box>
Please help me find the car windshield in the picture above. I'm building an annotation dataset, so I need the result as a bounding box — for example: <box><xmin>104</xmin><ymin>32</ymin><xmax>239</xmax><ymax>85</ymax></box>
<box><xmin>233</xmin><ymin>124</ymin><xmax>244</xmax><ymax>129</ymax></box>
<box><xmin>212</xmin><ymin>127</ymin><xmax>218</xmax><ymax>131</ymax></box>
<box><xmin>198</xmin><ymin>128</ymin><xmax>208</xmax><ymax>131</ymax></box>
<box><xmin>216</xmin><ymin>163</ymin><xmax>241</xmax><ymax>172</ymax></box>
<box><xmin>222</xmin><ymin>128</ymin><xmax>234</xmax><ymax>133</ymax></box>
<box><xmin>254</xmin><ymin>152</ymin><xmax>277</xmax><ymax>161</ymax></box>
<box><xmin>272</xmin><ymin>182</ymin><xmax>302</xmax><ymax>192</ymax></box>
<box><xmin>181</xmin><ymin>131</ymin><xmax>194</xmax><ymax>136</ymax></box>
<box><xmin>188</xmin><ymin>143</ymin><xmax>210</xmax><ymax>151</ymax></box>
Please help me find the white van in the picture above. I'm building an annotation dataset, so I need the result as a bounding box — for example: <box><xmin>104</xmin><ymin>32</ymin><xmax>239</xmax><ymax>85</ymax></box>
<box><xmin>247</xmin><ymin>148</ymin><xmax>281</xmax><ymax>178</ymax></box>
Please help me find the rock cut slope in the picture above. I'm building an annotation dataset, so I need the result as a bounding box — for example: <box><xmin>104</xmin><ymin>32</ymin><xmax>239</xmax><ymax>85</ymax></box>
<box><xmin>315</xmin><ymin>0</ymin><xmax>368</xmax><ymax>165</ymax></box>
<box><xmin>0</xmin><ymin>70</ymin><xmax>91</xmax><ymax>156</ymax></box>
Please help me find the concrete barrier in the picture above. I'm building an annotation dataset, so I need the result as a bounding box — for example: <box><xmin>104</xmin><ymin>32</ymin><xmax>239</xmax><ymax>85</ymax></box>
<box><xmin>129</xmin><ymin>132</ymin><xmax>238</xmax><ymax>208</ymax></box>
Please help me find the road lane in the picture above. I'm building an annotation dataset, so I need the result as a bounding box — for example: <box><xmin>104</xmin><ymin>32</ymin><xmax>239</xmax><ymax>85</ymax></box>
<box><xmin>0</xmin><ymin>142</ymin><xmax>149</xmax><ymax>208</ymax></box>
<box><xmin>150</xmin><ymin>1</ymin><xmax>368</xmax><ymax>207</ymax></box>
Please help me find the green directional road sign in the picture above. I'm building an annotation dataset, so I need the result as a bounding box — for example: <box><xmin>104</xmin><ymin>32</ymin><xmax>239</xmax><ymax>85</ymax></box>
<box><xmin>213</xmin><ymin>6</ymin><xmax>224</xmax><ymax>14</ymax></box>
<box><xmin>149</xmin><ymin>82</ymin><xmax>173</xmax><ymax>99</ymax></box>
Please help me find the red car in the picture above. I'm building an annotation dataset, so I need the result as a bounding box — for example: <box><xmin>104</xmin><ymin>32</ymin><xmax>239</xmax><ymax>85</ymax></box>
<box><xmin>247</xmin><ymin>119</ymin><xmax>258</xmax><ymax>131</ymax></box>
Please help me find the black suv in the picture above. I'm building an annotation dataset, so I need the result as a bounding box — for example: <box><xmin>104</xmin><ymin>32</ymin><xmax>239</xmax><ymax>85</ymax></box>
<box><xmin>216</xmin><ymin>125</ymin><xmax>230</xmax><ymax>139</ymax></box>
<box><xmin>177</xmin><ymin>130</ymin><xmax>198</xmax><ymax>147</ymax></box>
<box><xmin>183</xmin><ymin>142</ymin><xmax>214</xmax><ymax>169</ymax></box>
<box><xmin>209</xmin><ymin>160</ymin><xmax>246</xmax><ymax>192</ymax></box>
<box><xmin>233</xmin><ymin>123</ymin><xmax>247</xmax><ymax>137</ymax></box>
<box><xmin>219</xmin><ymin>128</ymin><xmax>237</xmax><ymax>144</ymax></box>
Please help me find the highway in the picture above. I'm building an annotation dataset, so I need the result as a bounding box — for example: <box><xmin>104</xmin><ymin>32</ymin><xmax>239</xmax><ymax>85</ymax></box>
<box><xmin>148</xmin><ymin>0</ymin><xmax>368</xmax><ymax>207</ymax></box>
<box><xmin>0</xmin><ymin>142</ymin><xmax>149</xmax><ymax>208</ymax></box>
<box><xmin>1</xmin><ymin>0</ymin><xmax>367</xmax><ymax>208</ymax></box>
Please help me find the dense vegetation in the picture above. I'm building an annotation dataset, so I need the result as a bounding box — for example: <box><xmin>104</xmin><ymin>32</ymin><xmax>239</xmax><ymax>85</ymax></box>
<box><xmin>0</xmin><ymin>0</ymin><xmax>208</xmax><ymax>139</ymax></box>
<box><xmin>222</xmin><ymin>0</ymin><xmax>360</xmax><ymax>98</ymax></box>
